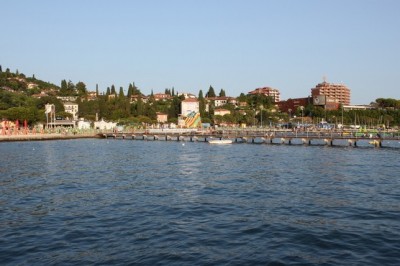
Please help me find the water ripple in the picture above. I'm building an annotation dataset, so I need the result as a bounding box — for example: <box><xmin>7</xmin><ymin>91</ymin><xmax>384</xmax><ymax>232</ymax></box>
<box><xmin>0</xmin><ymin>140</ymin><xmax>399</xmax><ymax>265</ymax></box>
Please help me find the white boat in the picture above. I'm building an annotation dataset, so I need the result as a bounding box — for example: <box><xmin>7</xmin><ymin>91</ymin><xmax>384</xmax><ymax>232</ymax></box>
<box><xmin>208</xmin><ymin>139</ymin><xmax>233</xmax><ymax>144</ymax></box>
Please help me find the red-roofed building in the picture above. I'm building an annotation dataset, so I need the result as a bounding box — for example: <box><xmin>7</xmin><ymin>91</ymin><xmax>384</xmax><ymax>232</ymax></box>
<box><xmin>181</xmin><ymin>98</ymin><xmax>199</xmax><ymax>116</ymax></box>
<box><xmin>248</xmin><ymin>87</ymin><xmax>280</xmax><ymax>103</ymax></box>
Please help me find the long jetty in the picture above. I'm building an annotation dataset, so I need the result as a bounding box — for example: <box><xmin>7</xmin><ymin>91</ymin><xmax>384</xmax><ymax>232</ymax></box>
<box><xmin>100</xmin><ymin>129</ymin><xmax>400</xmax><ymax>148</ymax></box>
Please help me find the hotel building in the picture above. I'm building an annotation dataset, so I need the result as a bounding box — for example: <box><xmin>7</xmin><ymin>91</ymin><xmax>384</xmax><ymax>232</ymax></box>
<box><xmin>311</xmin><ymin>81</ymin><xmax>350</xmax><ymax>105</ymax></box>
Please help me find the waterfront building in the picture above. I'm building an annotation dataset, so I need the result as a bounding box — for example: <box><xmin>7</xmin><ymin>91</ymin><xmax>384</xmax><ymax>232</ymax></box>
<box><xmin>181</xmin><ymin>98</ymin><xmax>199</xmax><ymax>116</ymax></box>
<box><xmin>311</xmin><ymin>80</ymin><xmax>350</xmax><ymax>105</ymax></box>
<box><xmin>156</xmin><ymin>112</ymin><xmax>168</xmax><ymax>123</ymax></box>
<box><xmin>77</xmin><ymin>119</ymin><xmax>91</xmax><ymax>130</ymax></box>
<box><xmin>278</xmin><ymin>97</ymin><xmax>313</xmax><ymax>114</ymax></box>
<box><xmin>248</xmin><ymin>87</ymin><xmax>280</xmax><ymax>103</ymax></box>
<box><xmin>63</xmin><ymin>102</ymin><xmax>79</xmax><ymax>120</ymax></box>
<box><xmin>313</xmin><ymin>95</ymin><xmax>341</xmax><ymax>110</ymax></box>
<box><xmin>94</xmin><ymin>119</ymin><xmax>117</xmax><ymax>130</ymax></box>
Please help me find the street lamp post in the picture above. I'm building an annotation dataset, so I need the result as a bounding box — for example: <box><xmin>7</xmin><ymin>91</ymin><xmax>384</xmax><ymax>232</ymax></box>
<box><xmin>341</xmin><ymin>105</ymin><xmax>344</xmax><ymax>126</ymax></box>
<box><xmin>253</xmin><ymin>109</ymin><xmax>255</xmax><ymax>127</ymax></box>
<box><xmin>300</xmin><ymin>106</ymin><xmax>304</xmax><ymax>126</ymax></box>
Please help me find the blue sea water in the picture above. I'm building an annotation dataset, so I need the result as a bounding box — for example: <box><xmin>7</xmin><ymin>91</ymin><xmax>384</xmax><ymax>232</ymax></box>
<box><xmin>0</xmin><ymin>139</ymin><xmax>399</xmax><ymax>265</ymax></box>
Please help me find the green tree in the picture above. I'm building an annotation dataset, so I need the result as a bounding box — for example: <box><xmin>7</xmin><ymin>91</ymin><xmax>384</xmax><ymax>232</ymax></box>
<box><xmin>168</xmin><ymin>96</ymin><xmax>182</xmax><ymax>118</ymax></box>
<box><xmin>67</xmin><ymin>80</ymin><xmax>75</xmax><ymax>95</ymax></box>
<box><xmin>119</xmin><ymin>87</ymin><xmax>125</xmax><ymax>98</ymax></box>
<box><xmin>127</xmin><ymin>84</ymin><xmax>133</xmax><ymax>98</ymax></box>
<box><xmin>206</xmin><ymin>85</ymin><xmax>216</xmax><ymax>98</ymax></box>
<box><xmin>0</xmin><ymin>107</ymin><xmax>39</xmax><ymax>124</ymax></box>
<box><xmin>375</xmin><ymin>98</ymin><xmax>400</xmax><ymax>109</ymax></box>
<box><xmin>36</xmin><ymin>96</ymin><xmax>65</xmax><ymax>113</ymax></box>
<box><xmin>198</xmin><ymin>90</ymin><xmax>206</xmax><ymax>116</ymax></box>
<box><xmin>131</xmin><ymin>82</ymin><xmax>140</xmax><ymax>95</ymax></box>
<box><xmin>60</xmin><ymin>79</ymin><xmax>68</xmax><ymax>95</ymax></box>
<box><xmin>76</xmin><ymin>81</ymin><xmax>87</xmax><ymax>97</ymax></box>
<box><xmin>219</xmin><ymin>89</ymin><xmax>226</xmax><ymax>97</ymax></box>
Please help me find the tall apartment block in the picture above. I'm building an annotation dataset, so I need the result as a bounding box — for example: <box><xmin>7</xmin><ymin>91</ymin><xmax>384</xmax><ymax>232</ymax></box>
<box><xmin>311</xmin><ymin>81</ymin><xmax>351</xmax><ymax>105</ymax></box>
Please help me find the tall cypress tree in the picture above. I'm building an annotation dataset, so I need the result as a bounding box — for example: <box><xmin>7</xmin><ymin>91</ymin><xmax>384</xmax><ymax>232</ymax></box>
<box><xmin>198</xmin><ymin>90</ymin><xmax>206</xmax><ymax>116</ymax></box>
<box><xmin>111</xmin><ymin>85</ymin><xmax>116</xmax><ymax>95</ymax></box>
<box><xmin>127</xmin><ymin>83</ymin><xmax>133</xmax><ymax>98</ymax></box>
<box><xmin>207</xmin><ymin>86</ymin><xmax>216</xmax><ymax>98</ymax></box>
<box><xmin>119</xmin><ymin>87</ymin><xmax>125</xmax><ymax>98</ymax></box>
<box><xmin>60</xmin><ymin>79</ymin><xmax>68</xmax><ymax>95</ymax></box>
<box><xmin>137</xmin><ymin>95</ymin><xmax>144</xmax><ymax>116</ymax></box>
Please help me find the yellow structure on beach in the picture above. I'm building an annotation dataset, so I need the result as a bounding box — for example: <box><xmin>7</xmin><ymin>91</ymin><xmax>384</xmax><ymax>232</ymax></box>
<box><xmin>183</xmin><ymin>111</ymin><xmax>201</xmax><ymax>128</ymax></box>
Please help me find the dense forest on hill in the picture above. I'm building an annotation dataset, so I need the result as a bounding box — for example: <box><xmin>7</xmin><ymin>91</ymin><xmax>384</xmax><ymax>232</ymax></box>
<box><xmin>1</xmin><ymin>65</ymin><xmax>400</xmax><ymax>128</ymax></box>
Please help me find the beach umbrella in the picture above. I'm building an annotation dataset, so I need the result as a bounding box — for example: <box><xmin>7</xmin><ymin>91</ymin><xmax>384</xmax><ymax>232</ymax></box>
<box><xmin>24</xmin><ymin>120</ymin><xmax>28</xmax><ymax>134</ymax></box>
<box><xmin>15</xmin><ymin>120</ymin><xmax>19</xmax><ymax>130</ymax></box>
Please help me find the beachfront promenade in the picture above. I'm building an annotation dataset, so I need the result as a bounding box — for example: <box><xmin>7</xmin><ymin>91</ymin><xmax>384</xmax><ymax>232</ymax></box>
<box><xmin>0</xmin><ymin>128</ymin><xmax>101</xmax><ymax>142</ymax></box>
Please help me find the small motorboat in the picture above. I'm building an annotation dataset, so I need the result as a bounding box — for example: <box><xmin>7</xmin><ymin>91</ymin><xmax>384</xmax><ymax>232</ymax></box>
<box><xmin>208</xmin><ymin>139</ymin><xmax>233</xmax><ymax>144</ymax></box>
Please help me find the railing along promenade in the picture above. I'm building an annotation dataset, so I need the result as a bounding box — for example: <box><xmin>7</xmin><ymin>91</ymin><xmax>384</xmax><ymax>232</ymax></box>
<box><xmin>101</xmin><ymin>128</ymin><xmax>400</xmax><ymax>148</ymax></box>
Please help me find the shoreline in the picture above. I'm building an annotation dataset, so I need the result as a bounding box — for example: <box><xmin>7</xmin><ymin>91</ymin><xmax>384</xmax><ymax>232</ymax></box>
<box><xmin>0</xmin><ymin>133</ymin><xmax>100</xmax><ymax>142</ymax></box>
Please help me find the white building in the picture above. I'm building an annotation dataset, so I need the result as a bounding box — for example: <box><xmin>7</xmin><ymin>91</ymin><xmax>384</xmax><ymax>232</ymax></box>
<box><xmin>94</xmin><ymin>119</ymin><xmax>117</xmax><ymax>130</ymax></box>
<box><xmin>77</xmin><ymin>119</ymin><xmax>91</xmax><ymax>130</ymax></box>
<box><xmin>57</xmin><ymin>96</ymin><xmax>78</xmax><ymax>102</ymax></box>
<box><xmin>64</xmin><ymin>102</ymin><xmax>79</xmax><ymax>120</ymax></box>
<box><xmin>248</xmin><ymin>87</ymin><xmax>281</xmax><ymax>103</ymax></box>
<box><xmin>181</xmin><ymin>98</ymin><xmax>199</xmax><ymax>116</ymax></box>
<box><xmin>214</xmin><ymin>108</ymin><xmax>231</xmax><ymax>116</ymax></box>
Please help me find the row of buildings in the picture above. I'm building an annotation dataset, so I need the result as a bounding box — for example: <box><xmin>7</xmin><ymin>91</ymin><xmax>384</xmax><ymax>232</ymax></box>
<box><xmin>39</xmin><ymin>79</ymin><xmax>361</xmax><ymax>127</ymax></box>
<box><xmin>248</xmin><ymin>80</ymin><xmax>352</xmax><ymax>113</ymax></box>
<box><xmin>179</xmin><ymin>79</ymin><xmax>354</xmax><ymax>117</ymax></box>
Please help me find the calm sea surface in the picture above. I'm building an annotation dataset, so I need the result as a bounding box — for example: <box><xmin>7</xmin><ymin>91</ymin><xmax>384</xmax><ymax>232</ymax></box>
<box><xmin>0</xmin><ymin>139</ymin><xmax>399</xmax><ymax>265</ymax></box>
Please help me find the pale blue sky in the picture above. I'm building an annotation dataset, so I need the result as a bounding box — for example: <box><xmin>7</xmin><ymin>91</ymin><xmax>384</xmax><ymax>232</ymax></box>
<box><xmin>2</xmin><ymin>0</ymin><xmax>399</xmax><ymax>104</ymax></box>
